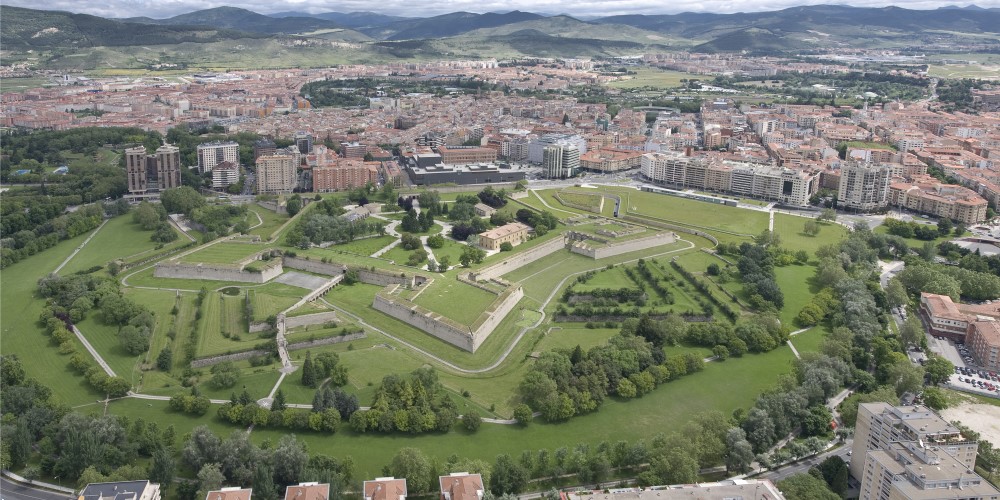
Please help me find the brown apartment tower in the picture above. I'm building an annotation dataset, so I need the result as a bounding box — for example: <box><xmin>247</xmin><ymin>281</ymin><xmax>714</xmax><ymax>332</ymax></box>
<box><xmin>125</xmin><ymin>144</ymin><xmax>182</xmax><ymax>194</ymax></box>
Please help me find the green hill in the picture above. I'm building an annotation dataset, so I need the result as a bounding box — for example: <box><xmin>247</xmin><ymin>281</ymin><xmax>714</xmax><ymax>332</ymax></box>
<box><xmin>0</xmin><ymin>6</ymin><xmax>260</xmax><ymax>49</ymax></box>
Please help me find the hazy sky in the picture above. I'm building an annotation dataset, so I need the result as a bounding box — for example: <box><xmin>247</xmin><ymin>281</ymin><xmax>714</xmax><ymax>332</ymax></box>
<box><xmin>10</xmin><ymin>0</ymin><xmax>1000</xmax><ymax>18</ymax></box>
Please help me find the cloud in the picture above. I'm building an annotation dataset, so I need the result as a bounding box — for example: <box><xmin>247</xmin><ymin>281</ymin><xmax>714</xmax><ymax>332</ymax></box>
<box><xmin>4</xmin><ymin>0</ymin><xmax>996</xmax><ymax>18</ymax></box>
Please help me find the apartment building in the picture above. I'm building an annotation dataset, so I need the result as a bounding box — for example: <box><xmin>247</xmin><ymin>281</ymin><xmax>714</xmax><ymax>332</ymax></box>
<box><xmin>889</xmin><ymin>181</ymin><xmax>988</xmax><ymax>224</ymax></box>
<box><xmin>295</xmin><ymin>131</ymin><xmax>313</xmax><ymax>154</ymax></box>
<box><xmin>125</xmin><ymin>144</ymin><xmax>182</xmax><ymax>194</ymax></box>
<box><xmin>253</xmin><ymin>138</ymin><xmax>276</xmax><ymax>161</ymax></box>
<box><xmin>528</xmin><ymin>134</ymin><xmax>587</xmax><ymax>164</ymax></box>
<box><xmin>837</xmin><ymin>163</ymin><xmax>891</xmax><ymax>212</ymax></box>
<box><xmin>851</xmin><ymin>403</ymin><xmax>997</xmax><ymax>500</ymax></box>
<box><xmin>341</xmin><ymin>142</ymin><xmax>367</xmax><ymax>159</ymax></box>
<box><xmin>283</xmin><ymin>482</ymin><xmax>329</xmax><ymax>500</ymax></box>
<box><xmin>579</xmin><ymin>149</ymin><xmax>643</xmax><ymax>173</ymax></box>
<box><xmin>313</xmin><ymin>161</ymin><xmax>379</xmax><ymax>192</ymax></box>
<box><xmin>543</xmin><ymin>143</ymin><xmax>580</xmax><ymax>179</ymax></box>
<box><xmin>255</xmin><ymin>154</ymin><xmax>298</xmax><ymax>194</ymax></box>
<box><xmin>967</xmin><ymin>321</ymin><xmax>1000</xmax><ymax>371</ymax></box>
<box><xmin>197</xmin><ymin>141</ymin><xmax>239</xmax><ymax>174</ymax></box>
<box><xmin>204</xmin><ymin>487</ymin><xmax>252</xmax><ymax>500</ymax></box>
<box><xmin>850</xmin><ymin>403</ymin><xmax>984</xmax><ymax>494</ymax></box>
<box><xmin>437</xmin><ymin>146</ymin><xmax>498</xmax><ymax>165</ymax></box>
<box><xmin>212</xmin><ymin>161</ymin><xmax>240</xmax><ymax>190</ymax></box>
<box><xmin>80</xmin><ymin>481</ymin><xmax>161</xmax><ymax>500</ymax></box>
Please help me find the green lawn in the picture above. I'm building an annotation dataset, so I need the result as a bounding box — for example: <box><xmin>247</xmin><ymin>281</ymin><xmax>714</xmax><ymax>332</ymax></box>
<box><xmin>75</xmin><ymin>315</ymin><xmax>145</xmax><ymax>385</ymax></box>
<box><xmin>251</xmin><ymin>342</ymin><xmax>797</xmax><ymax>479</ymax></box>
<box><xmin>328</xmin><ymin>235</ymin><xmax>396</xmax><ymax>257</ymax></box>
<box><xmin>0</xmin><ymin>230</ymin><xmax>106</xmax><ymax>406</ymax></box>
<box><xmin>556</xmin><ymin>190</ymin><xmax>603</xmax><ymax>212</ymax></box>
<box><xmin>557</xmin><ymin>186</ymin><xmax>768</xmax><ymax>237</ymax></box>
<box><xmin>248</xmin><ymin>206</ymin><xmax>290</xmax><ymax>238</ymax></box>
<box><xmin>774</xmin><ymin>264</ymin><xmax>819</xmax><ymax>327</ymax></box>
<box><xmin>249</xmin><ymin>282</ymin><xmax>309</xmax><ymax>321</ymax></box>
<box><xmin>789</xmin><ymin>325</ymin><xmax>829</xmax><ymax>354</ymax></box>
<box><xmin>536</xmin><ymin>327</ymin><xmax>618</xmax><ymax>352</ymax></box>
<box><xmin>428</xmin><ymin>239</ymin><xmax>467</xmax><ymax>267</ymax></box>
<box><xmin>772</xmin><ymin>214</ymin><xmax>847</xmax><ymax>256</ymax></box>
<box><xmin>61</xmin><ymin>216</ymin><xmax>185</xmax><ymax>274</ymax></box>
<box><xmin>873</xmin><ymin>225</ymin><xmax>953</xmax><ymax>250</ymax></box>
<box><xmin>605</xmin><ymin>68</ymin><xmax>703</xmax><ymax>89</ymax></box>
<box><xmin>381</xmin><ymin>245</ymin><xmax>427</xmax><ymax>268</ymax></box>
<box><xmin>180</xmin><ymin>242</ymin><xmax>266</xmax><ymax>264</ymax></box>
<box><xmin>411</xmin><ymin>279</ymin><xmax>499</xmax><ymax>325</ymax></box>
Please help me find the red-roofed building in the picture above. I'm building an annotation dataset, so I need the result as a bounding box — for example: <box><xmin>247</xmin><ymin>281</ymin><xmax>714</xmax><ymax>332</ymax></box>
<box><xmin>967</xmin><ymin>321</ymin><xmax>1000</xmax><ymax>370</ymax></box>
<box><xmin>364</xmin><ymin>477</ymin><xmax>407</xmax><ymax>500</ymax></box>
<box><xmin>439</xmin><ymin>473</ymin><xmax>483</xmax><ymax>500</ymax></box>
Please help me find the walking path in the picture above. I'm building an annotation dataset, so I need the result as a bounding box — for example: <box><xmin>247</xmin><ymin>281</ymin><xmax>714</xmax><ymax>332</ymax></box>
<box><xmin>71</xmin><ymin>325</ymin><xmax>117</xmax><ymax>378</ymax></box>
<box><xmin>53</xmin><ymin>219</ymin><xmax>108</xmax><ymax>274</ymax></box>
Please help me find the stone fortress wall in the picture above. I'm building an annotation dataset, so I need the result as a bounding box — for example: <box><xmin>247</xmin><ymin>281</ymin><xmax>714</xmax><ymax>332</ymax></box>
<box><xmin>153</xmin><ymin>260</ymin><xmax>283</xmax><ymax>283</ymax></box>
<box><xmin>372</xmin><ymin>284</ymin><xmax>525</xmax><ymax>352</ymax></box>
<box><xmin>471</xmin><ymin>236</ymin><xmax>567</xmax><ymax>281</ymax></box>
<box><xmin>568</xmin><ymin>232</ymin><xmax>677</xmax><ymax>259</ymax></box>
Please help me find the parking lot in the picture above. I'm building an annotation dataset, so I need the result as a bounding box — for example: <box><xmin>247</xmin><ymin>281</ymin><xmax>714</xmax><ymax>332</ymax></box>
<box><xmin>949</xmin><ymin>365</ymin><xmax>1000</xmax><ymax>398</ymax></box>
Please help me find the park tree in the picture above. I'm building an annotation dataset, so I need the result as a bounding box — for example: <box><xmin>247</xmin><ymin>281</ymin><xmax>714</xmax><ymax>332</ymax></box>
<box><xmin>149</xmin><ymin>447</ymin><xmax>176</xmax><ymax>490</ymax></box>
<box><xmin>512</xmin><ymin>404</ymin><xmax>533</xmax><ymax>425</ymax></box>
<box><xmin>271</xmin><ymin>389</ymin><xmax>287</xmax><ymax>412</ymax></box>
<box><xmin>160</xmin><ymin>186</ymin><xmax>206</xmax><ymax>216</ymax></box>
<box><xmin>924</xmin><ymin>355</ymin><xmax>954</xmax><ymax>385</ymax></box>
<box><xmin>886</xmin><ymin>278</ymin><xmax>909</xmax><ymax>309</ymax></box>
<box><xmin>818</xmin><ymin>208</ymin><xmax>837</xmax><ymax>222</ymax></box>
<box><xmin>937</xmin><ymin>217</ymin><xmax>953</xmax><ymax>237</ymax></box>
<box><xmin>724</xmin><ymin>428</ymin><xmax>755</xmax><ymax>474</ymax></box>
<box><xmin>803</xmin><ymin>220</ymin><xmax>820</xmax><ymax>236</ymax></box>
<box><xmin>156</xmin><ymin>347</ymin><xmax>173</xmax><ymax>371</ymax></box>
<box><xmin>922</xmin><ymin>387</ymin><xmax>948</xmax><ymax>410</ymax></box>
<box><xmin>490</xmin><ymin>454</ymin><xmax>528</xmax><ymax>495</ymax></box>
<box><xmin>195</xmin><ymin>463</ymin><xmax>226</xmax><ymax>500</ymax></box>
<box><xmin>183</xmin><ymin>426</ymin><xmax>222</xmax><ymax>471</ymax></box>
<box><xmin>302</xmin><ymin>352</ymin><xmax>316</xmax><ymax>387</ymax></box>
<box><xmin>286</xmin><ymin>195</ymin><xmax>303</xmax><ymax>216</ymax></box>
<box><xmin>899</xmin><ymin>315</ymin><xmax>924</xmax><ymax>348</ymax></box>
<box><xmin>462</xmin><ymin>410</ymin><xmax>482</xmax><ymax>432</ymax></box>
<box><xmin>385</xmin><ymin>448</ymin><xmax>432</xmax><ymax>493</ymax></box>
<box><xmin>133</xmin><ymin>202</ymin><xmax>162</xmax><ymax>230</ymax></box>
<box><xmin>815</xmin><ymin>456</ymin><xmax>849</xmax><ymax>496</ymax></box>
<box><xmin>272</xmin><ymin>435</ymin><xmax>308</xmax><ymax>486</ymax></box>
<box><xmin>777</xmin><ymin>472</ymin><xmax>840</xmax><ymax>500</ymax></box>
<box><xmin>115</xmin><ymin>324</ymin><xmax>150</xmax><ymax>355</ymax></box>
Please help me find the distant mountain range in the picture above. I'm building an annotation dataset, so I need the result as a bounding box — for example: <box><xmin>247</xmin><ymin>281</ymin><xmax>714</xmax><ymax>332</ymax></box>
<box><xmin>3</xmin><ymin>4</ymin><xmax>1000</xmax><ymax>55</ymax></box>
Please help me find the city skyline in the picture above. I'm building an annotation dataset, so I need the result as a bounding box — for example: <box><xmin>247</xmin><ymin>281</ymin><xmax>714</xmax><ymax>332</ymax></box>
<box><xmin>8</xmin><ymin>0</ymin><xmax>999</xmax><ymax>20</ymax></box>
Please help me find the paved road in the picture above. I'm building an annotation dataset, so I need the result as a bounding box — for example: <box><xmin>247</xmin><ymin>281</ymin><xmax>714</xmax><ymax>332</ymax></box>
<box><xmin>0</xmin><ymin>476</ymin><xmax>75</xmax><ymax>500</ymax></box>
<box><xmin>760</xmin><ymin>441</ymin><xmax>853</xmax><ymax>482</ymax></box>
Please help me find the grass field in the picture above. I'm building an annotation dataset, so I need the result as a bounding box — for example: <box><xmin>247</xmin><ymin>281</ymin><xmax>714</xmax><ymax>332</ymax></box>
<box><xmin>0</xmin><ymin>230</ymin><xmax>105</xmax><ymax>406</ymax></box>
<box><xmin>428</xmin><ymin>239</ymin><xmax>467</xmax><ymax>267</ymax></box>
<box><xmin>605</xmin><ymin>68</ymin><xmax>703</xmax><ymax>89</ymax></box>
<box><xmin>873</xmin><ymin>224</ymin><xmax>953</xmax><ymax>249</ymax></box>
<box><xmin>253</xmin><ymin>342</ymin><xmax>797</xmax><ymax>479</ymax></box>
<box><xmin>381</xmin><ymin>245</ymin><xmax>427</xmax><ymax>268</ymax></box>
<box><xmin>927</xmin><ymin>64</ymin><xmax>1000</xmax><ymax>79</ymax></box>
<box><xmin>61</xmin><ymin>216</ymin><xmax>185</xmax><ymax>274</ymax></box>
<box><xmin>250</xmin><ymin>282</ymin><xmax>307</xmax><ymax>321</ymax></box>
<box><xmin>789</xmin><ymin>324</ymin><xmax>829</xmax><ymax>354</ymax></box>
<box><xmin>329</xmin><ymin>235</ymin><xmax>396</xmax><ymax>256</ymax></box>
<box><xmin>772</xmin><ymin>214</ymin><xmax>847</xmax><ymax>257</ymax></box>
<box><xmin>248</xmin><ymin>206</ymin><xmax>290</xmax><ymax>238</ymax></box>
<box><xmin>556</xmin><ymin>190</ymin><xmax>604</xmax><ymax>212</ymax></box>
<box><xmin>180</xmin><ymin>242</ymin><xmax>265</xmax><ymax>264</ymax></box>
<box><xmin>411</xmin><ymin>279</ymin><xmax>499</xmax><ymax>325</ymax></box>
<box><xmin>774</xmin><ymin>264</ymin><xmax>819</xmax><ymax>327</ymax></box>
<box><xmin>558</xmin><ymin>186</ymin><xmax>768</xmax><ymax>237</ymax></box>
<box><xmin>0</xmin><ymin>76</ymin><xmax>52</xmax><ymax>93</ymax></box>
<box><xmin>536</xmin><ymin>327</ymin><xmax>618</xmax><ymax>352</ymax></box>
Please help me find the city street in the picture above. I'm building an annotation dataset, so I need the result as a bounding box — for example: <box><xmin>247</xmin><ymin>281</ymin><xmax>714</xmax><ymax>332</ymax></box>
<box><xmin>0</xmin><ymin>476</ymin><xmax>75</xmax><ymax>500</ymax></box>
